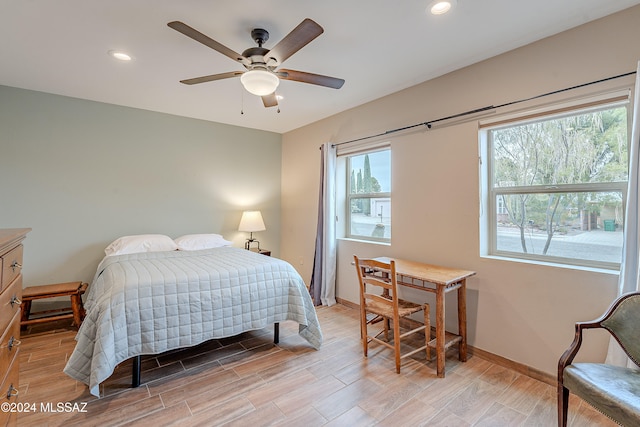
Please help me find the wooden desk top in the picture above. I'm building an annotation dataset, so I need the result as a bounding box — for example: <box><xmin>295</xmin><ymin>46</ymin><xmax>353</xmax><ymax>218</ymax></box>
<box><xmin>373</xmin><ymin>257</ymin><xmax>476</xmax><ymax>286</ymax></box>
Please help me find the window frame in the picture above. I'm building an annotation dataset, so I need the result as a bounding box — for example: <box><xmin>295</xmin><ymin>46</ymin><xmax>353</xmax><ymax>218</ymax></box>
<box><xmin>482</xmin><ymin>97</ymin><xmax>629</xmax><ymax>270</ymax></box>
<box><xmin>345</xmin><ymin>148</ymin><xmax>391</xmax><ymax>243</ymax></box>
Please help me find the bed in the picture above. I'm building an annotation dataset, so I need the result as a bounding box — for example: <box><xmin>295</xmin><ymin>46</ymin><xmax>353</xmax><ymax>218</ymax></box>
<box><xmin>63</xmin><ymin>244</ymin><xmax>322</xmax><ymax>397</ymax></box>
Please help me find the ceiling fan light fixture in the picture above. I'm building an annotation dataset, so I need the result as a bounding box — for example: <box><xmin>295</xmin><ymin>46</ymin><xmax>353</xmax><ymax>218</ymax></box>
<box><xmin>240</xmin><ymin>70</ymin><xmax>280</xmax><ymax>96</ymax></box>
<box><xmin>429</xmin><ymin>0</ymin><xmax>456</xmax><ymax>15</ymax></box>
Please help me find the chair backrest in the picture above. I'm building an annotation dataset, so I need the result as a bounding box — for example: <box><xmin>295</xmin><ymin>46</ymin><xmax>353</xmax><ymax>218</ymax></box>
<box><xmin>354</xmin><ymin>256</ymin><xmax>399</xmax><ymax>315</ymax></box>
<box><xmin>601</xmin><ymin>292</ymin><xmax>640</xmax><ymax>367</ymax></box>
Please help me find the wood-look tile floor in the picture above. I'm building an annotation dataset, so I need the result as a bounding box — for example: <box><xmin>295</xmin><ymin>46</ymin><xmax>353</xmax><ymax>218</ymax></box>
<box><xmin>17</xmin><ymin>304</ymin><xmax>615</xmax><ymax>426</ymax></box>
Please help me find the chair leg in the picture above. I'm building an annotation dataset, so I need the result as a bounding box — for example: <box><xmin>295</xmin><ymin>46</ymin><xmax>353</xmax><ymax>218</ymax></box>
<box><xmin>558</xmin><ymin>384</ymin><xmax>569</xmax><ymax>427</ymax></box>
<box><xmin>360</xmin><ymin>308</ymin><xmax>369</xmax><ymax>357</ymax></box>
<box><xmin>393</xmin><ymin>318</ymin><xmax>401</xmax><ymax>374</ymax></box>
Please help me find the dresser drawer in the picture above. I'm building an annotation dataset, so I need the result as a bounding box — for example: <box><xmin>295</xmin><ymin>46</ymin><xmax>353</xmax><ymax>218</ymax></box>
<box><xmin>0</xmin><ymin>355</ymin><xmax>19</xmax><ymax>427</ymax></box>
<box><xmin>0</xmin><ymin>313</ymin><xmax>20</xmax><ymax>386</ymax></box>
<box><xmin>0</xmin><ymin>278</ymin><xmax>21</xmax><ymax>334</ymax></box>
<box><xmin>1</xmin><ymin>245</ymin><xmax>23</xmax><ymax>293</ymax></box>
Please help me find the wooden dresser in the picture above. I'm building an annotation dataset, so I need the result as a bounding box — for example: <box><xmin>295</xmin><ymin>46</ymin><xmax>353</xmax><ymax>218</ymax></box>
<box><xmin>0</xmin><ymin>228</ymin><xmax>30</xmax><ymax>427</ymax></box>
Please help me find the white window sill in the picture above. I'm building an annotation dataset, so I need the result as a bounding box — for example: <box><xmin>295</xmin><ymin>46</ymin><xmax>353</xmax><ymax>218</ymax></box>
<box><xmin>338</xmin><ymin>237</ymin><xmax>391</xmax><ymax>246</ymax></box>
<box><xmin>480</xmin><ymin>254</ymin><xmax>620</xmax><ymax>275</ymax></box>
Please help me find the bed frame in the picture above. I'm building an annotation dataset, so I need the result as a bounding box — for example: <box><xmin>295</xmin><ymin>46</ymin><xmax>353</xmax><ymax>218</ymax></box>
<box><xmin>130</xmin><ymin>322</ymin><xmax>280</xmax><ymax>387</ymax></box>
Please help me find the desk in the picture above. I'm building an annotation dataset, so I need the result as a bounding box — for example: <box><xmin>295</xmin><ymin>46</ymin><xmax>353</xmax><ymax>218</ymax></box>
<box><xmin>372</xmin><ymin>257</ymin><xmax>475</xmax><ymax>377</ymax></box>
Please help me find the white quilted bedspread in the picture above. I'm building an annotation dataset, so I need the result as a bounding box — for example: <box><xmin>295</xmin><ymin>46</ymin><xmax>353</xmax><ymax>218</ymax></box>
<box><xmin>63</xmin><ymin>247</ymin><xmax>322</xmax><ymax>397</ymax></box>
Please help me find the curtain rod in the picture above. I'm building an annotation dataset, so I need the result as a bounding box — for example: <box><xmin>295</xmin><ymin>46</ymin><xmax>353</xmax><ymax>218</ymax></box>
<box><xmin>332</xmin><ymin>70</ymin><xmax>637</xmax><ymax>147</ymax></box>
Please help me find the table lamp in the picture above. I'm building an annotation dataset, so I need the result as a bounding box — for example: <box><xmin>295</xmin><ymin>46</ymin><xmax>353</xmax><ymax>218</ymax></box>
<box><xmin>238</xmin><ymin>210</ymin><xmax>266</xmax><ymax>250</ymax></box>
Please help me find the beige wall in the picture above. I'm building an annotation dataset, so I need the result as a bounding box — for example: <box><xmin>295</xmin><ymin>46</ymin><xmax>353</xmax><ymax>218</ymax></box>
<box><xmin>281</xmin><ymin>6</ymin><xmax>640</xmax><ymax>377</ymax></box>
<box><xmin>0</xmin><ymin>86</ymin><xmax>282</xmax><ymax>285</ymax></box>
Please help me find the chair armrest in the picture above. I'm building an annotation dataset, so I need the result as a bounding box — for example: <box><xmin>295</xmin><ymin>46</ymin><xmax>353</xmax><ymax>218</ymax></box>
<box><xmin>557</xmin><ymin>320</ymin><xmax>605</xmax><ymax>383</ymax></box>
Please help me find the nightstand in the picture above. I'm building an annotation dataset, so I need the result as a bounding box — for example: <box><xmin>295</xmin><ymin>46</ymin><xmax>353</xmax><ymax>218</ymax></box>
<box><xmin>250</xmin><ymin>248</ymin><xmax>271</xmax><ymax>256</ymax></box>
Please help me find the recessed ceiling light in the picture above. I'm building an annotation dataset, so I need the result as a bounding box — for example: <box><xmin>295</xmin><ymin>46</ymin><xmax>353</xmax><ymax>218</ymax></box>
<box><xmin>428</xmin><ymin>0</ymin><xmax>456</xmax><ymax>15</ymax></box>
<box><xmin>276</xmin><ymin>95</ymin><xmax>284</xmax><ymax>100</ymax></box>
<box><xmin>108</xmin><ymin>50</ymin><xmax>132</xmax><ymax>61</ymax></box>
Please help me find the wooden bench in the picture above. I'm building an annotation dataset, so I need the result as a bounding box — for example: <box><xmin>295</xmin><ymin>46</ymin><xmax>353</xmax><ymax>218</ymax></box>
<box><xmin>20</xmin><ymin>281</ymin><xmax>88</xmax><ymax>328</ymax></box>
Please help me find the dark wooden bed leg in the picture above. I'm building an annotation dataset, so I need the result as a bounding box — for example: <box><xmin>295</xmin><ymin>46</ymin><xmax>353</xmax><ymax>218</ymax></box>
<box><xmin>274</xmin><ymin>322</ymin><xmax>279</xmax><ymax>344</ymax></box>
<box><xmin>132</xmin><ymin>355</ymin><xmax>141</xmax><ymax>388</ymax></box>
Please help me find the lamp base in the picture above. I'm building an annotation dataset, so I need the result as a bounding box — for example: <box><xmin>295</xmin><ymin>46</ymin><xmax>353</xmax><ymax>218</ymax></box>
<box><xmin>245</xmin><ymin>238</ymin><xmax>261</xmax><ymax>251</ymax></box>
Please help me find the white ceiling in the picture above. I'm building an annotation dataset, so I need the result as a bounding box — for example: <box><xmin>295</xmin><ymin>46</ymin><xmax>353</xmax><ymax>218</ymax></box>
<box><xmin>2</xmin><ymin>0</ymin><xmax>639</xmax><ymax>134</ymax></box>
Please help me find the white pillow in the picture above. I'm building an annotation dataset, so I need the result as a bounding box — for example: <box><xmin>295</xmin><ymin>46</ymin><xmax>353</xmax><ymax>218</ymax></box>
<box><xmin>174</xmin><ymin>234</ymin><xmax>232</xmax><ymax>251</ymax></box>
<box><xmin>104</xmin><ymin>234</ymin><xmax>178</xmax><ymax>256</ymax></box>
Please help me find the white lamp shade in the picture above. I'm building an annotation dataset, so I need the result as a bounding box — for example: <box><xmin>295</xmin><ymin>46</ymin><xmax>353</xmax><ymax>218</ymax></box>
<box><xmin>238</xmin><ymin>211</ymin><xmax>266</xmax><ymax>232</ymax></box>
<box><xmin>240</xmin><ymin>70</ymin><xmax>279</xmax><ymax>96</ymax></box>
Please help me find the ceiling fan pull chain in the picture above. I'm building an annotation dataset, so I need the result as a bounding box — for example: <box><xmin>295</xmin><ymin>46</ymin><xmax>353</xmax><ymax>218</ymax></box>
<box><xmin>240</xmin><ymin>83</ymin><xmax>244</xmax><ymax>115</ymax></box>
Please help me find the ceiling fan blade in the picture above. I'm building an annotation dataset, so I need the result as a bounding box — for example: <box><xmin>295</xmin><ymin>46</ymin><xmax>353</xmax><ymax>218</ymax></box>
<box><xmin>168</xmin><ymin>21</ymin><xmax>250</xmax><ymax>66</ymax></box>
<box><xmin>278</xmin><ymin>69</ymin><xmax>345</xmax><ymax>89</ymax></box>
<box><xmin>180</xmin><ymin>71</ymin><xmax>243</xmax><ymax>85</ymax></box>
<box><xmin>265</xmin><ymin>19</ymin><xmax>323</xmax><ymax>66</ymax></box>
<box><xmin>262</xmin><ymin>93</ymin><xmax>278</xmax><ymax>108</ymax></box>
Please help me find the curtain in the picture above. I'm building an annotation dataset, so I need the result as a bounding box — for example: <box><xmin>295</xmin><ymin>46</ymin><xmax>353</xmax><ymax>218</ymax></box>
<box><xmin>309</xmin><ymin>143</ymin><xmax>337</xmax><ymax>306</ymax></box>
<box><xmin>606</xmin><ymin>61</ymin><xmax>640</xmax><ymax>366</ymax></box>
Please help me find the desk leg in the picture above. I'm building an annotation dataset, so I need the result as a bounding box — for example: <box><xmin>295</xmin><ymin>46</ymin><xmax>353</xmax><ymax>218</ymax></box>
<box><xmin>458</xmin><ymin>280</ymin><xmax>467</xmax><ymax>362</ymax></box>
<box><xmin>436</xmin><ymin>285</ymin><xmax>445</xmax><ymax>378</ymax></box>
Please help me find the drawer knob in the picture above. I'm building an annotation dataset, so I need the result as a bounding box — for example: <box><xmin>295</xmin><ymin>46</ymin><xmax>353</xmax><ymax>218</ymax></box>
<box><xmin>6</xmin><ymin>384</ymin><xmax>18</xmax><ymax>400</ymax></box>
<box><xmin>7</xmin><ymin>336</ymin><xmax>21</xmax><ymax>351</ymax></box>
<box><xmin>10</xmin><ymin>296</ymin><xmax>21</xmax><ymax>307</ymax></box>
<box><xmin>10</xmin><ymin>261</ymin><xmax>22</xmax><ymax>272</ymax></box>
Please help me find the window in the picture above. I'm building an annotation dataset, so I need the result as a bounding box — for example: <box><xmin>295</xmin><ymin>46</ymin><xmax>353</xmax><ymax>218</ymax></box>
<box><xmin>482</xmin><ymin>99</ymin><xmax>628</xmax><ymax>269</ymax></box>
<box><xmin>497</xmin><ymin>195</ymin><xmax>508</xmax><ymax>215</ymax></box>
<box><xmin>346</xmin><ymin>149</ymin><xmax>391</xmax><ymax>242</ymax></box>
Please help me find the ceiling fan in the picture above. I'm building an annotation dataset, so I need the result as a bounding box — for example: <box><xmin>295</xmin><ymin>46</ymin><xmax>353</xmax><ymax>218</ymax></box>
<box><xmin>168</xmin><ymin>18</ymin><xmax>345</xmax><ymax>108</ymax></box>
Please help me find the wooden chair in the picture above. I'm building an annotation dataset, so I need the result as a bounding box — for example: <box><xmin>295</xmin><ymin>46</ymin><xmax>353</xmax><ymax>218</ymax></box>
<box><xmin>558</xmin><ymin>291</ymin><xmax>640</xmax><ymax>427</ymax></box>
<box><xmin>353</xmin><ymin>255</ymin><xmax>430</xmax><ymax>373</ymax></box>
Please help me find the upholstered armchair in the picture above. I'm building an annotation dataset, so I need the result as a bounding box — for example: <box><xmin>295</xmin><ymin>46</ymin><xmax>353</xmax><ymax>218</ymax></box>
<box><xmin>557</xmin><ymin>292</ymin><xmax>640</xmax><ymax>427</ymax></box>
